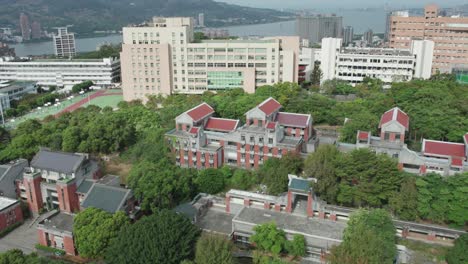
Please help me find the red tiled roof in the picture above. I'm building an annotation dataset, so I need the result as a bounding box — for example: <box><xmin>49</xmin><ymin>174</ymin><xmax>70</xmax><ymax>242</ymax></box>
<box><xmin>204</xmin><ymin>117</ymin><xmax>239</xmax><ymax>132</ymax></box>
<box><xmin>358</xmin><ymin>131</ymin><xmax>370</xmax><ymax>140</ymax></box>
<box><xmin>276</xmin><ymin>112</ymin><xmax>310</xmax><ymax>128</ymax></box>
<box><xmin>451</xmin><ymin>158</ymin><xmax>463</xmax><ymax>167</ymax></box>
<box><xmin>258</xmin><ymin>97</ymin><xmax>282</xmax><ymax>116</ymax></box>
<box><xmin>266</xmin><ymin>121</ymin><xmax>277</xmax><ymax>130</ymax></box>
<box><xmin>379</xmin><ymin>107</ymin><xmax>409</xmax><ymax>130</ymax></box>
<box><xmin>186</xmin><ymin>103</ymin><xmax>214</xmax><ymax>122</ymax></box>
<box><xmin>423</xmin><ymin>139</ymin><xmax>466</xmax><ymax>158</ymax></box>
<box><xmin>189</xmin><ymin>127</ymin><xmax>199</xmax><ymax>134</ymax></box>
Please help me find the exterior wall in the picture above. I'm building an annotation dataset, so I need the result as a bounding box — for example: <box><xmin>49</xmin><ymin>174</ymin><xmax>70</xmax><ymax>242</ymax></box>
<box><xmin>23</xmin><ymin>172</ymin><xmax>43</xmax><ymax>213</ymax></box>
<box><xmin>121</xmin><ymin>17</ymin><xmax>300</xmax><ymax>101</ymax></box>
<box><xmin>388</xmin><ymin>5</ymin><xmax>468</xmax><ymax>73</ymax></box>
<box><xmin>320</xmin><ymin>38</ymin><xmax>342</xmax><ymax>81</ymax></box>
<box><xmin>53</xmin><ymin>28</ymin><xmax>76</xmax><ymax>58</ymax></box>
<box><xmin>0</xmin><ymin>203</ymin><xmax>23</xmax><ymax>232</ymax></box>
<box><xmin>296</xmin><ymin>16</ymin><xmax>342</xmax><ymax>43</ymax></box>
<box><xmin>120</xmin><ymin>43</ymin><xmax>172</xmax><ymax>102</ymax></box>
<box><xmin>38</xmin><ymin>229</ymin><xmax>76</xmax><ymax>256</ymax></box>
<box><xmin>321</xmin><ymin>38</ymin><xmax>434</xmax><ymax>85</ymax></box>
<box><xmin>56</xmin><ymin>182</ymin><xmax>80</xmax><ymax>213</ymax></box>
<box><xmin>411</xmin><ymin>40</ymin><xmax>434</xmax><ymax>79</ymax></box>
<box><xmin>0</xmin><ymin>58</ymin><xmax>120</xmax><ymax>88</ymax></box>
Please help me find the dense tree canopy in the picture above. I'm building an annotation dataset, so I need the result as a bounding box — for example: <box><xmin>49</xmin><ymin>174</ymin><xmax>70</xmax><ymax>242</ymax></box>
<box><xmin>305</xmin><ymin>147</ymin><xmax>403</xmax><ymax>208</ymax></box>
<box><xmin>74</xmin><ymin>207</ymin><xmax>129</xmax><ymax>258</ymax></box>
<box><xmin>195</xmin><ymin>234</ymin><xmax>233</xmax><ymax>264</ymax></box>
<box><xmin>330</xmin><ymin>209</ymin><xmax>397</xmax><ymax>264</ymax></box>
<box><xmin>258</xmin><ymin>153</ymin><xmax>303</xmax><ymax>195</ymax></box>
<box><xmin>415</xmin><ymin>173</ymin><xmax>468</xmax><ymax>227</ymax></box>
<box><xmin>196</xmin><ymin>168</ymin><xmax>227</xmax><ymax>194</ymax></box>
<box><xmin>127</xmin><ymin>160</ymin><xmax>196</xmax><ymax>212</ymax></box>
<box><xmin>446</xmin><ymin>234</ymin><xmax>468</xmax><ymax>264</ymax></box>
<box><xmin>105</xmin><ymin>210</ymin><xmax>200</xmax><ymax>264</ymax></box>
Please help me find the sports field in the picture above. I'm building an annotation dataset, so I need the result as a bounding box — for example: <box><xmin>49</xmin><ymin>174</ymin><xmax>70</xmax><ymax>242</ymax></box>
<box><xmin>4</xmin><ymin>89</ymin><xmax>123</xmax><ymax>129</ymax></box>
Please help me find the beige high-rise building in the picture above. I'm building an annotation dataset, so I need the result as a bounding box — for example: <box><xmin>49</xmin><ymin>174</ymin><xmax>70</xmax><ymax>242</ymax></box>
<box><xmin>388</xmin><ymin>4</ymin><xmax>468</xmax><ymax>73</ymax></box>
<box><xmin>121</xmin><ymin>17</ymin><xmax>299</xmax><ymax>102</ymax></box>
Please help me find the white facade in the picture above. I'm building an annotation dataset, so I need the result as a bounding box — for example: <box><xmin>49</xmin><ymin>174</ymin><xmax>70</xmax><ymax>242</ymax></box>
<box><xmin>53</xmin><ymin>27</ymin><xmax>76</xmax><ymax>58</ymax></box>
<box><xmin>410</xmin><ymin>40</ymin><xmax>434</xmax><ymax>79</ymax></box>
<box><xmin>121</xmin><ymin>17</ymin><xmax>299</xmax><ymax>102</ymax></box>
<box><xmin>299</xmin><ymin>47</ymin><xmax>321</xmax><ymax>82</ymax></box>
<box><xmin>320</xmin><ymin>38</ymin><xmax>434</xmax><ymax>86</ymax></box>
<box><xmin>0</xmin><ymin>58</ymin><xmax>121</xmax><ymax>88</ymax></box>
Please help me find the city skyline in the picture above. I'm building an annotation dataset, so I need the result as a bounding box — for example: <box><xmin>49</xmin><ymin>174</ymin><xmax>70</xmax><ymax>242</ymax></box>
<box><xmin>218</xmin><ymin>0</ymin><xmax>467</xmax><ymax>9</ymax></box>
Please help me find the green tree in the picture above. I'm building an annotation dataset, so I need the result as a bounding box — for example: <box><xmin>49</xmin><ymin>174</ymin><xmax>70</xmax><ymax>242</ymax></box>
<box><xmin>446</xmin><ymin>234</ymin><xmax>468</xmax><ymax>264</ymax></box>
<box><xmin>229</xmin><ymin>169</ymin><xmax>257</xmax><ymax>190</ymax></box>
<box><xmin>259</xmin><ymin>153</ymin><xmax>303</xmax><ymax>195</ymax></box>
<box><xmin>127</xmin><ymin>160</ymin><xmax>196</xmax><ymax>211</ymax></box>
<box><xmin>250</xmin><ymin>222</ymin><xmax>287</xmax><ymax>256</ymax></box>
<box><xmin>285</xmin><ymin>234</ymin><xmax>306</xmax><ymax>258</ymax></box>
<box><xmin>0</xmin><ymin>249</ymin><xmax>66</xmax><ymax>264</ymax></box>
<box><xmin>310</xmin><ymin>60</ymin><xmax>322</xmax><ymax>86</ymax></box>
<box><xmin>389</xmin><ymin>176</ymin><xmax>419</xmax><ymax>221</ymax></box>
<box><xmin>74</xmin><ymin>207</ymin><xmax>129</xmax><ymax>258</ymax></box>
<box><xmin>195</xmin><ymin>233</ymin><xmax>233</xmax><ymax>264</ymax></box>
<box><xmin>197</xmin><ymin>168</ymin><xmax>226</xmax><ymax>194</ymax></box>
<box><xmin>335</xmin><ymin>148</ymin><xmax>403</xmax><ymax>207</ymax></box>
<box><xmin>330</xmin><ymin>209</ymin><xmax>396</xmax><ymax>264</ymax></box>
<box><xmin>72</xmin><ymin>81</ymin><xmax>93</xmax><ymax>94</ymax></box>
<box><xmin>304</xmin><ymin>145</ymin><xmax>340</xmax><ymax>203</ymax></box>
<box><xmin>105</xmin><ymin>210</ymin><xmax>200</xmax><ymax>264</ymax></box>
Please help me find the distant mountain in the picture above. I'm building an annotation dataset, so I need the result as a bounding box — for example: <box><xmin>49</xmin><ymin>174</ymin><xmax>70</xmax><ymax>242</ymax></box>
<box><xmin>0</xmin><ymin>0</ymin><xmax>293</xmax><ymax>35</ymax></box>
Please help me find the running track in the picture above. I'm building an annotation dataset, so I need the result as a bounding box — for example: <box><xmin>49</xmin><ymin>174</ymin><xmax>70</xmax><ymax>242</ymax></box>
<box><xmin>55</xmin><ymin>90</ymin><xmax>123</xmax><ymax>117</ymax></box>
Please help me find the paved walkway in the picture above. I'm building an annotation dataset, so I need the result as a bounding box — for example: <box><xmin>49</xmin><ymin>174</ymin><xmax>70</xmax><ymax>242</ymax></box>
<box><xmin>0</xmin><ymin>218</ymin><xmax>38</xmax><ymax>254</ymax></box>
<box><xmin>55</xmin><ymin>90</ymin><xmax>123</xmax><ymax>117</ymax></box>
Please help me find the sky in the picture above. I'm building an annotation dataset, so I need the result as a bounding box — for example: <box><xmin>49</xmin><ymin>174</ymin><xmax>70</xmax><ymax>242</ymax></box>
<box><xmin>216</xmin><ymin>0</ymin><xmax>467</xmax><ymax>9</ymax></box>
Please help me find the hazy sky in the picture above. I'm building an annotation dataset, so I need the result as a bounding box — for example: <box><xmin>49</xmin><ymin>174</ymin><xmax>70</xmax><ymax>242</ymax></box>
<box><xmin>217</xmin><ymin>0</ymin><xmax>466</xmax><ymax>9</ymax></box>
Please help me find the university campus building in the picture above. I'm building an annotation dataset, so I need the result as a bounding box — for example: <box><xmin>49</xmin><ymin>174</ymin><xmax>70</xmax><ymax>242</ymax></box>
<box><xmin>387</xmin><ymin>4</ymin><xmax>468</xmax><ymax>73</ymax></box>
<box><xmin>340</xmin><ymin>107</ymin><xmax>468</xmax><ymax>176</ymax></box>
<box><xmin>320</xmin><ymin>37</ymin><xmax>434</xmax><ymax>86</ymax></box>
<box><xmin>166</xmin><ymin>97</ymin><xmax>317</xmax><ymax>170</ymax></box>
<box><xmin>121</xmin><ymin>17</ymin><xmax>299</xmax><ymax>101</ymax></box>
<box><xmin>0</xmin><ymin>57</ymin><xmax>120</xmax><ymax>89</ymax></box>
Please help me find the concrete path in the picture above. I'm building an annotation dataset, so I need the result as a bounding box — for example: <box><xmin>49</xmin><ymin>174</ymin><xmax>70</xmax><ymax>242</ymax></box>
<box><xmin>0</xmin><ymin>218</ymin><xmax>38</xmax><ymax>254</ymax></box>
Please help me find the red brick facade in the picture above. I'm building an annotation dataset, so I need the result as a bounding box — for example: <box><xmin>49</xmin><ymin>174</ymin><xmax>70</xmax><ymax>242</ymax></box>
<box><xmin>56</xmin><ymin>182</ymin><xmax>80</xmax><ymax>214</ymax></box>
<box><xmin>0</xmin><ymin>202</ymin><xmax>23</xmax><ymax>232</ymax></box>
<box><xmin>37</xmin><ymin>229</ymin><xmax>77</xmax><ymax>256</ymax></box>
<box><xmin>23</xmin><ymin>172</ymin><xmax>43</xmax><ymax>214</ymax></box>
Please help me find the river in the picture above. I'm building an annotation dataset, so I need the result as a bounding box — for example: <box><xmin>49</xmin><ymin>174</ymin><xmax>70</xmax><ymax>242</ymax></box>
<box><xmin>12</xmin><ymin>9</ymin><xmax>387</xmax><ymax>56</ymax></box>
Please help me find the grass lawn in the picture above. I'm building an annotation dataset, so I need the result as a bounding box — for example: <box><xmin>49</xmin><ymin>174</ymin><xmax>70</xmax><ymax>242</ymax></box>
<box><xmin>87</xmin><ymin>94</ymin><xmax>123</xmax><ymax>109</ymax></box>
<box><xmin>398</xmin><ymin>238</ymin><xmax>450</xmax><ymax>263</ymax></box>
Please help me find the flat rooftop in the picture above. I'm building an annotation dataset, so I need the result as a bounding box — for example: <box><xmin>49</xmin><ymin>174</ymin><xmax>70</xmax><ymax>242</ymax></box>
<box><xmin>0</xmin><ymin>196</ymin><xmax>19</xmax><ymax>211</ymax></box>
<box><xmin>342</xmin><ymin>48</ymin><xmax>412</xmax><ymax>57</ymax></box>
<box><xmin>234</xmin><ymin>207</ymin><xmax>346</xmax><ymax>241</ymax></box>
<box><xmin>38</xmin><ymin>212</ymin><xmax>74</xmax><ymax>233</ymax></box>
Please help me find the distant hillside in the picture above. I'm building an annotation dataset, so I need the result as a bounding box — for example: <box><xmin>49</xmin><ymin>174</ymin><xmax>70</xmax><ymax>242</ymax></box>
<box><xmin>0</xmin><ymin>0</ymin><xmax>293</xmax><ymax>35</ymax></box>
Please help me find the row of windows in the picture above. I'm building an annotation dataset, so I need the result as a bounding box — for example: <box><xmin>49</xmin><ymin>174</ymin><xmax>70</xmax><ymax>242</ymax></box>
<box><xmin>186</xmin><ymin>62</ymin><xmax>270</xmax><ymax>68</ymax></box>
<box><xmin>187</xmin><ymin>55</ymin><xmax>271</xmax><ymax>61</ymax></box>
<box><xmin>187</xmin><ymin>48</ymin><xmax>272</xmax><ymax>53</ymax></box>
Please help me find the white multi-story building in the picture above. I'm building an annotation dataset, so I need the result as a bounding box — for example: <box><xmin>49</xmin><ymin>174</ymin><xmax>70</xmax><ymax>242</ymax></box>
<box><xmin>120</xmin><ymin>17</ymin><xmax>299</xmax><ymax>102</ymax></box>
<box><xmin>0</xmin><ymin>57</ymin><xmax>120</xmax><ymax>89</ymax></box>
<box><xmin>53</xmin><ymin>27</ymin><xmax>76</xmax><ymax>58</ymax></box>
<box><xmin>320</xmin><ymin>38</ymin><xmax>434</xmax><ymax>86</ymax></box>
<box><xmin>298</xmin><ymin>47</ymin><xmax>321</xmax><ymax>83</ymax></box>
